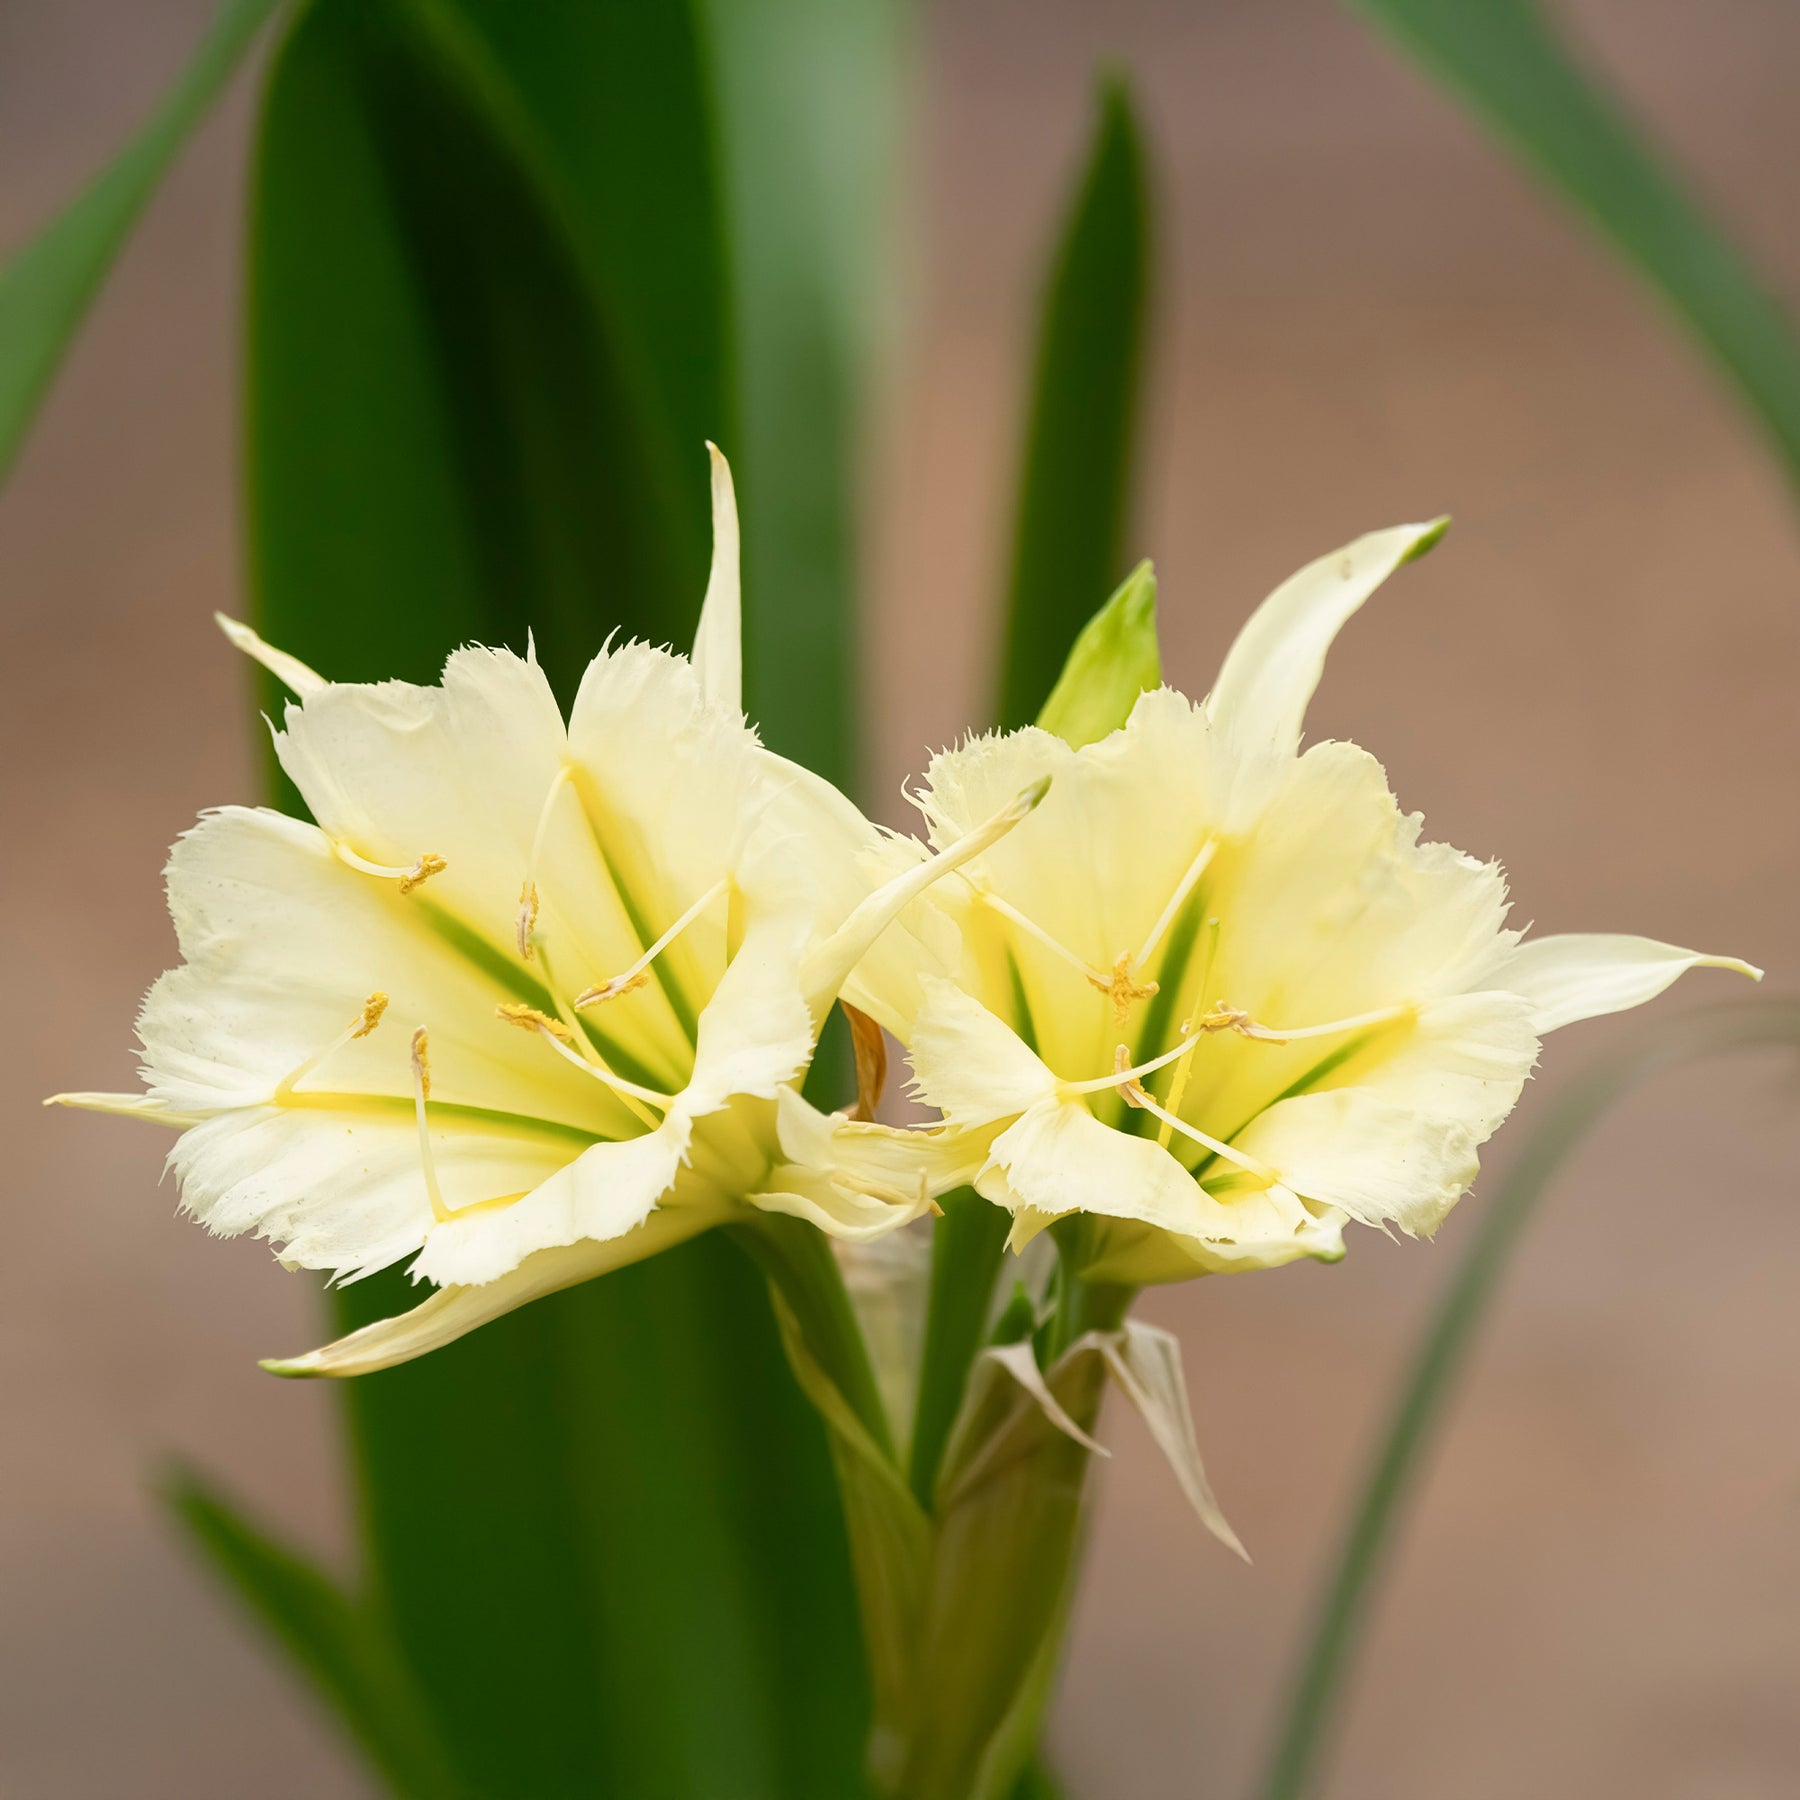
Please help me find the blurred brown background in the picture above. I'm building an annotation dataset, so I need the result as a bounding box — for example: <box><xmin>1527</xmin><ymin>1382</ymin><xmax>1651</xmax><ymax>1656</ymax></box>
<box><xmin>4</xmin><ymin>1</ymin><xmax>1798</xmax><ymax>1794</ymax></box>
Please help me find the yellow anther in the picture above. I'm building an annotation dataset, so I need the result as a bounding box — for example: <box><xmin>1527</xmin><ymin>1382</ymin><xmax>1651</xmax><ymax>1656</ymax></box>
<box><xmin>410</xmin><ymin>1026</ymin><xmax>431</xmax><ymax>1100</ymax></box>
<box><xmin>274</xmin><ymin>992</ymin><xmax>392</xmax><ymax>1100</ymax></box>
<box><xmin>1089</xmin><ymin>953</ymin><xmax>1160</xmax><ymax>1024</ymax></box>
<box><xmin>496</xmin><ymin>1002</ymin><xmax>573</xmax><ymax>1042</ymax></box>
<box><xmin>397</xmin><ymin>853</ymin><xmax>447</xmax><ymax>895</ymax></box>
<box><xmin>333</xmin><ymin>842</ymin><xmax>447</xmax><ymax>893</ymax></box>
<box><xmin>517</xmin><ymin>880</ymin><xmax>541</xmax><ymax>961</ymax></box>
<box><xmin>573</xmin><ymin>969</ymin><xmax>652</xmax><ymax>1010</ymax></box>
<box><xmin>1202</xmin><ymin>1000</ymin><xmax>1414</xmax><ymax>1044</ymax></box>
<box><xmin>1197</xmin><ymin>1001</ymin><xmax>1255</xmax><ymax>1035</ymax></box>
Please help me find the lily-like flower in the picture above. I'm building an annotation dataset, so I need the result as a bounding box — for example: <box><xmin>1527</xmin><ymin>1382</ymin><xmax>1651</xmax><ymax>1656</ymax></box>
<box><xmin>853</xmin><ymin>522</ymin><xmax>1760</xmax><ymax>1284</ymax></box>
<box><xmin>53</xmin><ymin>450</ymin><xmax>1038</xmax><ymax>1373</ymax></box>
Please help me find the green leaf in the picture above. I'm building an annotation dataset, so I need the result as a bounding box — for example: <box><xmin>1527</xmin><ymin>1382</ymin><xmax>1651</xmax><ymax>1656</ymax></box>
<box><xmin>1256</xmin><ymin>998</ymin><xmax>1800</xmax><ymax>1800</ymax></box>
<box><xmin>0</xmin><ymin>0</ymin><xmax>280</xmax><ymax>485</ymax></box>
<box><xmin>247</xmin><ymin>0</ymin><xmax>703</xmax><ymax>706</ymax></box>
<box><xmin>998</xmin><ymin>74</ymin><xmax>1153</xmax><ymax>731</ymax></box>
<box><xmin>1034</xmin><ymin>559</ymin><xmax>1160</xmax><ymax>749</ymax></box>
<box><xmin>694</xmin><ymin>0</ymin><xmax>907</xmax><ymax>783</ymax></box>
<box><xmin>1353</xmin><ymin>0</ymin><xmax>1800</xmax><ymax>495</ymax></box>
<box><xmin>245</xmin><ymin>3</ymin><xmax>870</xmax><ymax>1794</ymax></box>
<box><xmin>760</xmin><ymin>1279</ymin><xmax>932</xmax><ymax>1791</ymax></box>
<box><xmin>163</xmin><ymin>1467</ymin><xmax>463</xmax><ymax>1799</ymax></box>
<box><xmin>1008</xmin><ymin>1765</ymin><xmax>1072</xmax><ymax>1800</ymax></box>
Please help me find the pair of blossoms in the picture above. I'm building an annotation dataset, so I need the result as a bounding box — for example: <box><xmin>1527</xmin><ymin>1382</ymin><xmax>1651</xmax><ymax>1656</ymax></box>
<box><xmin>62</xmin><ymin>451</ymin><xmax>1756</xmax><ymax>1387</ymax></box>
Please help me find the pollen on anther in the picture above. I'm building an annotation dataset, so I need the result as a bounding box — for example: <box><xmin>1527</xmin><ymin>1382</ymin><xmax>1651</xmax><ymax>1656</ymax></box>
<box><xmin>398</xmin><ymin>853</ymin><xmax>447</xmax><ymax>895</ymax></box>
<box><xmin>574</xmin><ymin>970</ymin><xmax>652</xmax><ymax>1010</ymax></box>
<box><xmin>410</xmin><ymin>1026</ymin><xmax>431</xmax><ymax>1100</ymax></box>
<box><xmin>496</xmin><ymin>1002</ymin><xmax>573</xmax><ymax>1041</ymax></box>
<box><xmin>354</xmin><ymin>992</ymin><xmax>389</xmax><ymax>1038</ymax></box>
<box><xmin>516</xmin><ymin>880</ymin><xmax>540</xmax><ymax>961</ymax></box>
<box><xmin>1091</xmin><ymin>953</ymin><xmax>1159</xmax><ymax>1024</ymax></box>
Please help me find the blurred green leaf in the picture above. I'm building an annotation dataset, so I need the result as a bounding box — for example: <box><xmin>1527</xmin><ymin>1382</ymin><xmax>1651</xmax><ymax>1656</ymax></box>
<box><xmin>0</xmin><ymin>0</ymin><xmax>280</xmax><ymax>486</ymax></box>
<box><xmin>1258</xmin><ymin>999</ymin><xmax>1800</xmax><ymax>1800</ymax></box>
<box><xmin>247</xmin><ymin>0</ymin><xmax>702</xmax><ymax>703</ymax></box>
<box><xmin>696</xmin><ymin>0</ymin><xmax>907</xmax><ymax>783</ymax></box>
<box><xmin>1035</xmin><ymin>559</ymin><xmax>1160</xmax><ymax>749</ymax></box>
<box><xmin>1354</xmin><ymin>0</ymin><xmax>1800</xmax><ymax>495</ymax></box>
<box><xmin>165</xmin><ymin>1467</ymin><xmax>463</xmax><ymax>1799</ymax></box>
<box><xmin>1008</xmin><ymin>1765</ymin><xmax>1071</xmax><ymax>1800</ymax></box>
<box><xmin>998</xmin><ymin>74</ymin><xmax>1153</xmax><ymax>730</ymax></box>
<box><xmin>240</xmin><ymin>2</ymin><xmax>872</xmax><ymax>1794</ymax></box>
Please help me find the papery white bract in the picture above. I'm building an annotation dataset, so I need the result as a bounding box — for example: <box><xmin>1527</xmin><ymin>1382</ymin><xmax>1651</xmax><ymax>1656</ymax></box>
<box><xmin>54</xmin><ymin>449</ymin><xmax>1027</xmax><ymax>1374</ymax></box>
<box><xmin>852</xmin><ymin>522</ymin><xmax>1760</xmax><ymax>1284</ymax></box>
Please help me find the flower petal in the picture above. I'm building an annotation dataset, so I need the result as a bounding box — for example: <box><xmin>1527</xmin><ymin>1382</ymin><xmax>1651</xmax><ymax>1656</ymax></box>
<box><xmin>981</xmin><ymin>1097</ymin><xmax>1238</xmax><ymax>1242</ymax></box>
<box><xmin>1492</xmin><ymin>933</ymin><xmax>1762</xmax><ymax>1034</ymax></box>
<box><xmin>1232</xmin><ymin>992</ymin><xmax>1537</xmax><ymax>1237</ymax></box>
<box><xmin>774</xmin><ymin>1085</ymin><xmax>992</xmax><ymax>1202</ymax></box>
<box><xmin>1205</xmin><ymin>519</ymin><xmax>1446</xmax><ymax>775</ymax></box>
<box><xmin>691</xmin><ymin>442</ymin><xmax>742</xmax><ymax>716</ymax></box>
<box><xmin>143</xmin><ymin>806</ymin><xmax>631</xmax><ymax>1135</ymax></box>
<box><xmin>1095</xmin><ymin>1321</ymin><xmax>1246</xmax><ymax>1560</ymax></box>
<box><xmin>262</xmin><ymin>1215</ymin><xmax>713</xmax><ymax>1377</ymax></box>
<box><xmin>754</xmin><ymin>1169</ymin><xmax>932</xmax><ymax>1241</ymax></box>
<box><xmin>170</xmin><ymin>1101</ymin><xmax>581</xmax><ymax>1282</ymax></box>
<box><xmin>409</xmin><ymin>1112</ymin><xmax>697</xmax><ymax>1288</ymax></box>
<box><xmin>906</xmin><ymin>978</ymin><xmax>1058</xmax><ymax>1126</ymax></box>
<box><xmin>215</xmin><ymin>614</ymin><xmax>326</xmax><ymax>697</ymax></box>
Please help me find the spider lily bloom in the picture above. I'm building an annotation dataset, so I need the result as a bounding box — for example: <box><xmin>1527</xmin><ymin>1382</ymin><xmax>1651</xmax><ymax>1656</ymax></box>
<box><xmin>865</xmin><ymin>522</ymin><xmax>1760</xmax><ymax>1284</ymax></box>
<box><xmin>52</xmin><ymin>450</ymin><xmax>1040</xmax><ymax>1375</ymax></box>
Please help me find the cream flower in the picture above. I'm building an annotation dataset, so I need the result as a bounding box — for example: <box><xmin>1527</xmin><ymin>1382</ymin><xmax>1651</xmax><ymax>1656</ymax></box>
<box><xmin>54</xmin><ymin>449</ymin><xmax>1037</xmax><ymax>1373</ymax></box>
<box><xmin>854</xmin><ymin>522</ymin><xmax>1760</xmax><ymax>1284</ymax></box>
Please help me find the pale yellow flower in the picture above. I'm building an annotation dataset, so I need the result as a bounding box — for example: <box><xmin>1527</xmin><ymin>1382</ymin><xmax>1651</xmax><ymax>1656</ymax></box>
<box><xmin>54</xmin><ymin>450</ymin><xmax>1035</xmax><ymax>1372</ymax></box>
<box><xmin>850</xmin><ymin>522</ymin><xmax>1760</xmax><ymax>1283</ymax></box>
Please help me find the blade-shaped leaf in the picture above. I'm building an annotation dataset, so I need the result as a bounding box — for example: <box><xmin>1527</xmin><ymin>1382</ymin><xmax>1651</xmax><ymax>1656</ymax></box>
<box><xmin>0</xmin><ymin>0</ymin><xmax>280</xmax><ymax>485</ymax></box>
<box><xmin>1033</xmin><ymin>559</ymin><xmax>1160</xmax><ymax>750</ymax></box>
<box><xmin>694</xmin><ymin>0</ymin><xmax>907</xmax><ymax>783</ymax></box>
<box><xmin>997</xmin><ymin>74</ymin><xmax>1153</xmax><ymax>730</ymax></box>
<box><xmin>164</xmin><ymin>1467</ymin><xmax>463</xmax><ymax>1799</ymax></box>
<box><xmin>245</xmin><ymin>3</ymin><xmax>869</xmax><ymax>1794</ymax></box>
<box><xmin>1257</xmin><ymin>999</ymin><xmax>1800</xmax><ymax>1800</ymax></box>
<box><xmin>1353</xmin><ymin>0</ymin><xmax>1800</xmax><ymax>495</ymax></box>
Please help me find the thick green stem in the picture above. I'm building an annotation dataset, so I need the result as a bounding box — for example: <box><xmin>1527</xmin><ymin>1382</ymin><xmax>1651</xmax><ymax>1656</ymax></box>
<box><xmin>908</xmin><ymin>1187</ymin><xmax>1012</xmax><ymax>1505</ymax></box>
<box><xmin>888</xmin><ymin>1253</ymin><xmax>1139</xmax><ymax>1800</ymax></box>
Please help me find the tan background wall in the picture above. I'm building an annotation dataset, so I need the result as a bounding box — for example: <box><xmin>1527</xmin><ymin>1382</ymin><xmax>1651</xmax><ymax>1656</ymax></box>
<box><xmin>3</xmin><ymin>1</ymin><xmax>1797</xmax><ymax>1793</ymax></box>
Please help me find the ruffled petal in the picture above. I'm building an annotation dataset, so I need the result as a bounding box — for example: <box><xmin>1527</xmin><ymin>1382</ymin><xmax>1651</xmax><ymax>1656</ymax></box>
<box><xmin>169</xmin><ymin>1102</ymin><xmax>585</xmax><ymax>1282</ymax></box>
<box><xmin>143</xmin><ymin>806</ymin><xmax>633</xmax><ymax>1136</ymax></box>
<box><xmin>567</xmin><ymin>640</ymin><xmax>766</xmax><ymax>919</ymax></box>
<box><xmin>1491</xmin><ymin>933</ymin><xmax>1761</xmax><ymax>1034</ymax></box>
